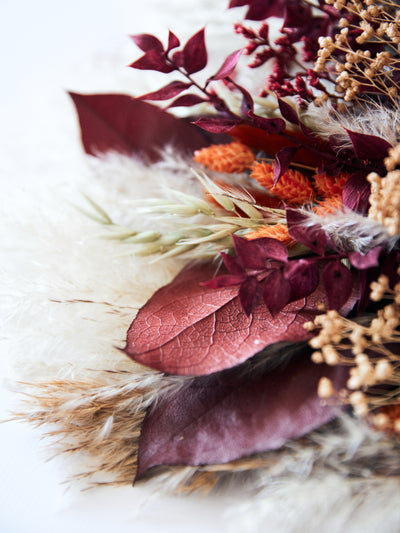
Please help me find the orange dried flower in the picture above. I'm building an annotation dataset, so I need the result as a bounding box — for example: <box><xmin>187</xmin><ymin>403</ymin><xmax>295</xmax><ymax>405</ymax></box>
<box><xmin>313</xmin><ymin>172</ymin><xmax>349</xmax><ymax>198</ymax></box>
<box><xmin>194</xmin><ymin>142</ymin><xmax>255</xmax><ymax>173</ymax></box>
<box><xmin>314</xmin><ymin>195</ymin><xmax>343</xmax><ymax>215</ymax></box>
<box><xmin>250</xmin><ymin>162</ymin><xmax>316</xmax><ymax>204</ymax></box>
<box><xmin>245</xmin><ymin>223</ymin><xmax>295</xmax><ymax>247</ymax></box>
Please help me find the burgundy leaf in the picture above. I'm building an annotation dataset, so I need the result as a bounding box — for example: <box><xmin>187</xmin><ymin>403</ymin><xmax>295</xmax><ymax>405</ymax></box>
<box><xmin>210</xmin><ymin>49</ymin><xmax>243</xmax><ymax>81</ymax></box>
<box><xmin>193</xmin><ymin>117</ymin><xmax>241</xmax><ymax>133</ymax></box>
<box><xmin>221</xmin><ymin>251</ymin><xmax>245</xmax><ymax>275</ymax></box>
<box><xmin>228</xmin><ymin>0</ymin><xmax>248</xmax><ymax>7</ymax></box>
<box><xmin>286</xmin><ymin>208</ymin><xmax>327</xmax><ymax>255</ymax></box>
<box><xmin>274</xmin><ymin>146</ymin><xmax>298</xmax><ymax>184</ymax></box>
<box><xmin>342</xmin><ymin>171</ymin><xmax>371</xmax><ymax>213</ymax></box>
<box><xmin>284</xmin><ymin>260</ymin><xmax>319</xmax><ymax>302</ymax></box>
<box><xmin>69</xmin><ymin>93</ymin><xmax>208</xmax><ymax>160</ymax></box>
<box><xmin>235</xmin><ymin>0</ymin><xmax>286</xmax><ymax>20</ymax></box>
<box><xmin>277</xmin><ymin>97</ymin><xmax>299</xmax><ymax>125</ymax></box>
<box><xmin>282</xmin><ymin>2</ymin><xmax>312</xmax><ymax>28</ymax></box>
<box><xmin>125</xmin><ymin>263</ymin><xmax>353</xmax><ymax>376</ymax></box>
<box><xmin>247</xmin><ymin>112</ymin><xmax>286</xmax><ymax>134</ymax></box>
<box><xmin>349</xmin><ymin>246</ymin><xmax>382</xmax><ymax>269</ymax></box>
<box><xmin>168</xmin><ymin>94</ymin><xmax>208</xmax><ymax>108</ymax></box>
<box><xmin>239</xmin><ymin>276</ymin><xmax>261</xmax><ymax>315</ymax></box>
<box><xmin>135</xmin><ymin>352</ymin><xmax>347</xmax><ymax>478</ymax></box>
<box><xmin>233</xmin><ymin>235</ymin><xmax>288</xmax><ymax>269</ymax></box>
<box><xmin>167</xmin><ymin>30</ymin><xmax>180</xmax><ymax>52</ymax></box>
<box><xmin>129</xmin><ymin>50</ymin><xmax>174</xmax><ymax>73</ymax></box>
<box><xmin>322</xmin><ymin>261</ymin><xmax>353</xmax><ymax>310</ymax></box>
<box><xmin>203</xmin><ymin>273</ymin><xmax>247</xmax><ymax>289</ymax></box>
<box><xmin>130</xmin><ymin>34</ymin><xmax>164</xmax><ymax>53</ymax></box>
<box><xmin>345</xmin><ymin>129</ymin><xmax>391</xmax><ymax>161</ymax></box>
<box><xmin>183</xmin><ymin>28</ymin><xmax>208</xmax><ymax>74</ymax></box>
<box><xmin>139</xmin><ymin>81</ymin><xmax>192</xmax><ymax>101</ymax></box>
<box><xmin>170</xmin><ymin>50</ymin><xmax>184</xmax><ymax>68</ymax></box>
<box><xmin>263</xmin><ymin>269</ymin><xmax>292</xmax><ymax>316</ymax></box>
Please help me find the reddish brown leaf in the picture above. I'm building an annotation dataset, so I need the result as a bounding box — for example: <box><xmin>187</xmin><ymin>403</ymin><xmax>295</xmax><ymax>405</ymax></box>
<box><xmin>130</xmin><ymin>34</ymin><xmax>164</xmax><ymax>53</ymax></box>
<box><xmin>125</xmin><ymin>263</ymin><xmax>355</xmax><ymax>376</ymax></box>
<box><xmin>135</xmin><ymin>352</ymin><xmax>348</xmax><ymax>479</ymax></box>
<box><xmin>69</xmin><ymin>93</ymin><xmax>209</xmax><ymax>160</ymax></box>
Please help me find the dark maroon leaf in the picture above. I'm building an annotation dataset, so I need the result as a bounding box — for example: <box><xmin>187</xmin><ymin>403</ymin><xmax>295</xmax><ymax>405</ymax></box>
<box><xmin>129</xmin><ymin>50</ymin><xmax>174</xmax><ymax>73</ymax></box>
<box><xmin>345</xmin><ymin>129</ymin><xmax>391</xmax><ymax>161</ymax></box>
<box><xmin>221</xmin><ymin>251</ymin><xmax>245</xmax><ymax>275</ymax></box>
<box><xmin>322</xmin><ymin>261</ymin><xmax>353</xmax><ymax>310</ymax></box>
<box><xmin>282</xmin><ymin>2</ymin><xmax>312</xmax><ymax>28</ymax></box>
<box><xmin>171</xmin><ymin>49</ymin><xmax>184</xmax><ymax>68</ymax></box>
<box><xmin>130</xmin><ymin>34</ymin><xmax>164</xmax><ymax>53</ymax></box>
<box><xmin>239</xmin><ymin>276</ymin><xmax>261</xmax><ymax>315</ymax></box>
<box><xmin>247</xmin><ymin>112</ymin><xmax>286</xmax><ymax>134</ymax></box>
<box><xmin>342</xmin><ymin>171</ymin><xmax>370</xmax><ymax>214</ymax></box>
<box><xmin>286</xmin><ymin>208</ymin><xmax>327</xmax><ymax>255</ymax></box>
<box><xmin>69</xmin><ymin>93</ymin><xmax>208</xmax><ymax>160</ymax></box>
<box><xmin>228</xmin><ymin>0</ymin><xmax>248</xmax><ymax>7</ymax></box>
<box><xmin>193</xmin><ymin>117</ymin><xmax>241</xmax><ymax>133</ymax></box>
<box><xmin>233</xmin><ymin>235</ymin><xmax>288</xmax><ymax>269</ymax></box>
<box><xmin>167</xmin><ymin>30</ymin><xmax>180</xmax><ymax>52</ymax></box>
<box><xmin>349</xmin><ymin>246</ymin><xmax>382</xmax><ymax>269</ymax></box>
<box><xmin>263</xmin><ymin>269</ymin><xmax>291</xmax><ymax>316</ymax></box>
<box><xmin>284</xmin><ymin>260</ymin><xmax>319</xmax><ymax>302</ymax></box>
<box><xmin>229</xmin><ymin>79</ymin><xmax>254</xmax><ymax>114</ymax></box>
<box><xmin>277</xmin><ymin>97</ymin><xmax>299</xmax><ymax>125</ymax></box>
<box><xmin>125</xmin><ymin>263</ymin><xmax>342</xmax><ymax>375</ymax></box>
<box><xmin>168</xmin><ymin>94</ymin><xmax>208</xmax><ymax>108</ymax></box>
<box><xmin>135</xmin><ymin>353</ymin><xmax>347</xmax><ymax>478</ymax></box>
<box><xmin>274</xmin><ymin>146</ymin><xmax>298</xmax><ymax>184</ymax></box>
<box><xmin>182</xmin><ymin>28</ymin><xmax>208</xmax><ymax>74</ymax></box>
<box><xmin>210</xmin><ymin>49</ymin><xmax>243</xmax><ymax>81</ymax></box>
<box><xmin>139</xmin><ymin>81</ymin><xmax>192</xmax><ymax>101</ymax></box>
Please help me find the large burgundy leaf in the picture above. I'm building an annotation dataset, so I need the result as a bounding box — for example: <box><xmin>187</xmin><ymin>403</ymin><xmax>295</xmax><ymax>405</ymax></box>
<box><xmin>125</xmin><ymin>263</ymin><xmax>354</xmax><ymax>376</ymax></box>
<box><xmin>135</xmin><ymin>352</ymin><xmax>347</xmax><ymax>479</ymax></box>
<box><xmin>69</xmin><ymin>93</ymin><xmax>209</xmax><ymax>160</ymax></box>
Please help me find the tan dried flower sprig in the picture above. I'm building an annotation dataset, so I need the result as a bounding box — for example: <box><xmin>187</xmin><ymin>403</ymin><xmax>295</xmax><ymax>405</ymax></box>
<box><xmin>308</xmin><ymin>273</ymin><xmax>400</xmax><ymax>433</ymax></box>
<box><xmin>315</xmin><ymin>0</ymin><xmax>400</xmax><ymax>106</ymax></box>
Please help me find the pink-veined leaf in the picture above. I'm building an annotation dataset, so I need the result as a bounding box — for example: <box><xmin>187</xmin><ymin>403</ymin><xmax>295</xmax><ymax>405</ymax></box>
<box><xmin>139</xmin><ymin>81</ymin><xmax>192</xmax><ymax>101</ymax></box>
<box><xmin>125</xmin><ymin>263</ymin><xmax>357</xmax><ymax>376</ymax></box>
<box><xmin>135</xmin><ymin>352</ymin><xmax>348</xmax><ymax>479</ymax></box>
<box><xmin>209</xmin><ymin>49</ymin><xmax>243</xmax><ymax>81</ymax></box>
<box><xmin>182</xmin><ymin>28</ymin><xmax>208</xmax><ymax>74</ymax></box>
<box><xmin>69</xmin><ymin>93</ymin><xmax>209</xmax><ymax>160</ymax></box>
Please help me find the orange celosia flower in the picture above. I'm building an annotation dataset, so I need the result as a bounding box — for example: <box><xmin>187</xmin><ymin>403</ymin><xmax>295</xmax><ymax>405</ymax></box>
<box><xmin>245</xmin><ymin>223</ymin><xmax>295</xmax><ymax>247</ymax></box>
<box><xmin>194</xmin><ymin>142</ymin><xmax>255</xmax><ymax>173</ymax></box>
<box><xmin>314</xmin><ymin>195</ymin><xmax>343</xmax><ymax>215</ymax></box>
<box><xmin>313</xmin><ymin>172</ymin><xmax>349</xmax><ymax>198</ymax></box>
<box><xmin>250</xmin><ymin>162</ymin><xmax>316</xmax><ymax>204</ymax></box>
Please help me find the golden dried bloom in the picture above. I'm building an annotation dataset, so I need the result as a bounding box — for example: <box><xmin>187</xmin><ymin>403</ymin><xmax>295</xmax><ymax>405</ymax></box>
<box><xmin>318</xmin><ymin>377</ymin><xmax>335</xmax><ymax>399</ymax></box>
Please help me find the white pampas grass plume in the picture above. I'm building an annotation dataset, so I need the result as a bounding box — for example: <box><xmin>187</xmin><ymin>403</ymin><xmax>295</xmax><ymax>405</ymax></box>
<box><xmin>306</xmin><ymin>103</ymin><xmax>400</xmax><ymax>151</ymax></box>
<box><xmin>301</xmin><ymin>208</ymin><xmax>399</xmax><ymax>252</ymax></box>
